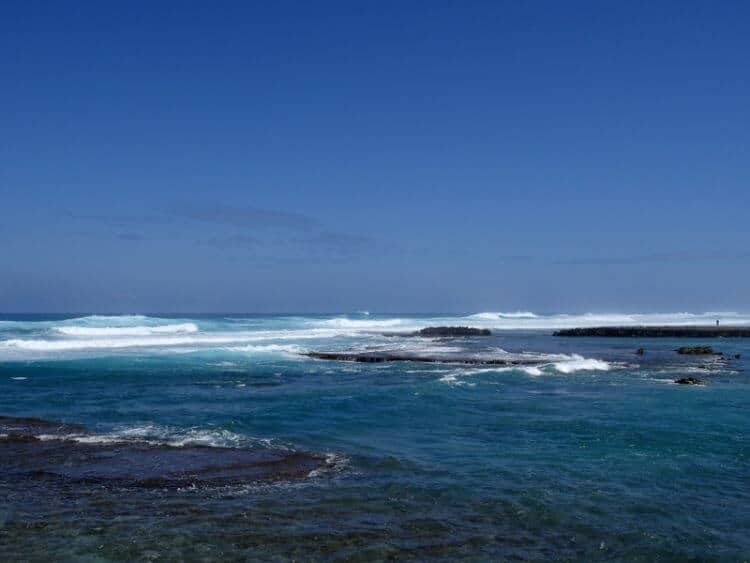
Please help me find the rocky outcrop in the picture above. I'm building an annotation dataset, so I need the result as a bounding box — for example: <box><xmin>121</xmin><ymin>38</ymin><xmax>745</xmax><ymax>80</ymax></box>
<box><xmin>675</xmin><ymin>377</ymin><xmax>704</xmax><ymax>385</ymax></box>
<box><xmin>415</xmin><ymin>326</ymin><xmax>492</xmax><ymax>337</ymax></box>
<box><xmin>383</xmin><ymin>326</ymin><xmax>492</xmax><ymax>337</ymax></box>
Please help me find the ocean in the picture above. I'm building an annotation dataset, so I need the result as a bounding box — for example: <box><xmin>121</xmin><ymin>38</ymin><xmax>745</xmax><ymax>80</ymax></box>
<box><xmin>1</xmin><ymin>312</ymin><xmax>748</xmax><ymax>561</ymax></box>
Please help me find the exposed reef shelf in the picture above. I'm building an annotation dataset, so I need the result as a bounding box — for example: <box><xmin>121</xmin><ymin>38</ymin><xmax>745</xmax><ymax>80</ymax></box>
<box><xmin>414</xmin><ymin>326</ymin><xmax>492</xmax><ymax>336</ymax></box>
<box><xmin>305</xmin><ymin>351</ymin><xmax>540</xmax><ymax>365</ymax></box>
<box><xmin>675</xmin><ymin>377</ymin><xmax>705</xmax><ymax>385</ymax></box>
<box><xmin>0</xmin><ymin>416</ymin><xmax>328</xmax><ymax>488</ymax></box>
<box><xmin>553</xmin><ymin>326</ymin><xmax>750</xmax><ymax>338</ymax></box>
<box><xmin>676</xmin><ymin>346</ymin><xmax>721</xmax><ymax>355</ymax></box>
<box><xmin>383</xmin><ymin>326</ymin><xmax>492</xmax><ymax>337</ymax></box>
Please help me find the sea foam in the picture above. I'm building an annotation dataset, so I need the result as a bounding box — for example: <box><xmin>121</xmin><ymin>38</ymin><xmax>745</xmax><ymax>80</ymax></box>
<box><xmin>35</xmin><ymin>424</ymin><xmax>262</xmax><ymax>449</ymax></box>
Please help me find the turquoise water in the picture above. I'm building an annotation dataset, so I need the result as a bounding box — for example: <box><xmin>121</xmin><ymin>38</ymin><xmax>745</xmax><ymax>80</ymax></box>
<box><xmin>1</xmin><ymin>313</ymin><xmax>749</xmax><ymax>560</ymax></box>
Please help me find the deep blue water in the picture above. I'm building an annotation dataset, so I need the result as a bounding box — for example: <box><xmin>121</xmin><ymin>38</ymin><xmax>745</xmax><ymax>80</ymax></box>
<box><xmin>1</xmin><ymin>313</ymin><xmax>749</xmax><ymax>560</ymax></box>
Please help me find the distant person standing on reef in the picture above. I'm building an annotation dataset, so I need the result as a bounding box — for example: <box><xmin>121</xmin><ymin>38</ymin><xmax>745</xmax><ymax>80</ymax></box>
<box><xmin>716</xmin><ymin>320</ymin><xmax>720</xmax><ymax>326</ymax></box>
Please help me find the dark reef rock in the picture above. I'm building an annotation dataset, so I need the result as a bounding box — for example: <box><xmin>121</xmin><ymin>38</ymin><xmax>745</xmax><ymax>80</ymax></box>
<box><xmin>0</xmin><ymin>416</ymin><xmax>329</xmax><ymax>488</ymax></box>
<box><xmin>554</xmin><ymin>326</ymin><xmax>750</xmax><ymax>337</ymax></box>
<box><xmin>675</xmin><ymin>377</ymin><xmax>704</xmax><ymax>385</ymax></box>
<box><xmin>416</xmin><ymin>326</ymin><xmax>492</xmax><ymax>337</ymax></box>
<box><xmin>383</xmin><ymin>326</ymin><xmax>492</xmax><ymax>337</ymax></box>
<box><xmin>676</xmin><ymin>346</ymin><xmax>721</xmax><ymax>355</ymax></box>
<box><xmin>0</xmin><ymin>415</ymin><xmax>86</xmax><ymax>436</ymax></box>
<box><xmin>305</xmin><ymin>351</ymin><xmax>539</xmax><ymax>366</ymax></box>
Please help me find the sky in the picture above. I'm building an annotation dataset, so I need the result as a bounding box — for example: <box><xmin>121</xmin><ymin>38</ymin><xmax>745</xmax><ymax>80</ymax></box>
<box><xmin>1</xmin><ymin>1</ymin><xmax>748</xmax><ymax>313</ymax></box>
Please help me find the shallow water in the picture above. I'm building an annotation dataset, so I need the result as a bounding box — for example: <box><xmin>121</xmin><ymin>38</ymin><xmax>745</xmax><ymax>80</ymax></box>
<box><xmin>1</xmin><ymin>313</ymin><xmax>748</xmax><ymax>560</ymax></box>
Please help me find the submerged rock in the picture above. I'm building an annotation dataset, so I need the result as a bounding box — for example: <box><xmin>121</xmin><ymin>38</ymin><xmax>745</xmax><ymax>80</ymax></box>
<box><xmin>676</xmin><ymin>346</ymin><xmax>721</xmax><ymax>355</ymax></box>
<box><xmin>0</xmin><ymin>415</ymin><xmax>86</xmax><ymax>436</ymax></box>
<box><xmin>0</xmin><ymin>416</ymin><xmax>329</xmax><ymax>488</ymax></box>
<box><xmin>675</xmin><ymin>377</ymin><xmax>704</xmax><ymax>385</ymax></box>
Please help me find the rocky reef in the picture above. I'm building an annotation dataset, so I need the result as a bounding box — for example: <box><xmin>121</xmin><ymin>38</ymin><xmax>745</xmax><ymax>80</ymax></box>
<box><xmin>0</xmin><ymin>416</ymin><xmax>329</xmax><ymax>489</ymax></box>
<box><xmin>554</xmin><ymin>326</ymin><xmax>750</xmax><ymax>337</ymax></box>
<box><xmin>305</xmin><ymin>351</ymin><xmax>539</xmax><ymax>366</ymax></box>
<box><xmin>383</xmin><ymin>326</ymin><xmax>492</xmax><ymax>337</ymax></box>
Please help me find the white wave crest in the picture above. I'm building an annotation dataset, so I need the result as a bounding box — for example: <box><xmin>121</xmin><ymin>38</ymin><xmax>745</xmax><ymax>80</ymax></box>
<box><xmin>225</xmin><ymin>343</ymin><xmax>304</xmax><ymax>355</ymax></box>
<box><xmin>0</xmin><ymin>328</ymin><xmax>351</xmax><ymax>354</ymax></box>
<box><xmin>468</xmin><ymin>311</ymin><xmax>539</xmax><ymax>320</ymax></box>
<box><xmin>552</xmin><ymin>354</ymin><xmax>611</xmax><ymax>373</ymax></box>
<box><xmin>4</xmin><ymin>335</ymin><xmax>236</xmax><ymax>351</ymax></box>
<box><xmin>438</xmin><ymin>353</ymin><xmax>610</xmax><ymax>383</ymax></box>
<box><xmin>63</xmin><ymin>314</ymin><xmax>152</xmax><ymax>323</ymax></box>
<box><xmin>53</xmin><ymin>323</ymin><xmax>199</xmax><ymax>336</ymax></box>
<box><xmin>319</xmin><ymin>317</ymin><xmax>407</xmax><ymax>329</ymax></box>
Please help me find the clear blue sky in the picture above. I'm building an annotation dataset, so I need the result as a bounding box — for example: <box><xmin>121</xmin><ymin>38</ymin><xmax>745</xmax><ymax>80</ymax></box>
<box><xmin>2</xmin><ymin>1</ymin><xmax>748</xmax><ymax>313</ymax></box>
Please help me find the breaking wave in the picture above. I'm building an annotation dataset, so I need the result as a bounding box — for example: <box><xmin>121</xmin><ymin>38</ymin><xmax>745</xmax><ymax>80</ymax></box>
<box><xmin>306</xmin><ymin>311</ymin><xmax>750</xmax><ymax>332</ymax></box>
<box><xmin>460</xmin><ymin>311</ymin><xmax>750</xmax><ymax>330</ymax></box>
<box><xmin>54</xmin><ymin>323</ymin><xmax>199</xmax><ymax>336</ymax></box>
<box><xmin>318</xmin><ymin>317</ymin><xmax>409</xmax><ymax>329</ymax></box>
<box><xmin>4</xmin><ymin>335</ymin><xmax>246</xmax><ymax>351</ymax></box>
<box><xmin>2</xmin><ymin>311</ymin><xmax>747</xmax><ymax>361</ymax></box>
<box><xmin>551</xmin><ymin>354</ymin><xmax>611</xmax><ymax>373</ymax></box>
<box><xmin>438</xmin><ymin>353</ymin><xmax>612</xmax><ymax>384</ymax></box>
<box><xmin>225</xmin><ymin>343</ymin><xmax>304</xmax><ymax>356</ymax></box>
<box><xmin>468</xmin><ymin>311</ymin><xmax>539</xmax><ymax>320</ymax></box>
